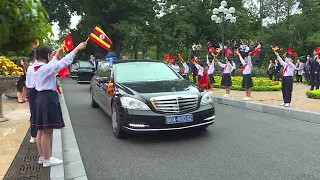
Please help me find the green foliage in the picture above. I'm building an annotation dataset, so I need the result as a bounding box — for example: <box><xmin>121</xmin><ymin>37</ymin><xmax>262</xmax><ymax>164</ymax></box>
<box><xmin>306</xmin><ymin>89</ymin><xmax>320</xmax><ymax>99</ymax></box>
<box><xmin>42</xmin><ymin>0</ymin><xmax>320</xmax><ymax>63</ymax></box>
<box><xmin>0</xmin><ymin>0</ymin><xmax>52</xmax><ymax>55</ymax></box>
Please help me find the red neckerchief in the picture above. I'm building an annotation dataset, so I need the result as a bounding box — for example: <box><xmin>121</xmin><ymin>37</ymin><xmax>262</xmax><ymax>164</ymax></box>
<box><xmin>222</xmin><ymin>65</ymin><xmax>227</xmax><ymax>74</ymax></box>
<box><xmin>242</xmin><ymin>64</ymin><xmax>247</xmax><ymax>72</ymax></box>
<box><xmin>34</xmin><ymin>65</ymin><xmax>42</xmax><ymax>72</ymax></box>
<box><xmin>282</xmin><ymin>65</ymin><xmax>288</xmax><ymax>78</ymax></box>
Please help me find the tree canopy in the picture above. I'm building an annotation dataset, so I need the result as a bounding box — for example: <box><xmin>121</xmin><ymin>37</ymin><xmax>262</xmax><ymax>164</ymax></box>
<box><xmin>42</xmin><ymin>0</ymin><xmax>320</xmax><ymax>64</ymax></box>
<box><xmin>0</xmin><ymin>0</ymin><xmax>52</xmax><ymax>55</ymax></box>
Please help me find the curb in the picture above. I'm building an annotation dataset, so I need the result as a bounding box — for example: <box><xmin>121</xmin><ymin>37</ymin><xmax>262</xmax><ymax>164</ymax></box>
<box><xmin>211</xmin><ymin>96</ymin><xmax>320</xmax><ymax>124</ymax></box>
<box><xmin>50</xmin><ymin>89</ymin><xmax>88</xmax><ymax>180</ymax></box>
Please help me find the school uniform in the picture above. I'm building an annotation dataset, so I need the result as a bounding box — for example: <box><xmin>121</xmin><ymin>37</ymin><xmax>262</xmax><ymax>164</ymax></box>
<box><xmin>181</xmin><ymin>62</ymin><xmax>189</xmax><ymax>80</ymax></box>
<box><xmin>195</xmin><ymin>63</ymin><xmax>204</xmax><ymax>81</ymax></box>
<box><xmin>277</xmin><ymin>56</ymin><xmax>296</xmax><ymax>104</ymax></box>
<box><xmin>239</xmin><ymin>55</ymin><xmax>253</xmax><ymax>88</ymax></box>
<box><xmin>26</xmin><ymin>61</ymin><xmax>39</xmax><ymax>138</ymax></box>
<box><xmin>207</xmin><ymin>59</ymin><xmax>215</xmax><ymax>84</ymax></box>
<box><xmin>218</xmin><ymin>61</ymin><xmax>233</xmax><ymax>86</ymax></box>
<box><xmin>170</xmin><ymin>64</ymin><xmax>180</xmax><ymax>73</ymax></box>
<box><xmin>32</xmin><ymin>52</ymin><xmax>75</xmax><ymax>130</ymax></box>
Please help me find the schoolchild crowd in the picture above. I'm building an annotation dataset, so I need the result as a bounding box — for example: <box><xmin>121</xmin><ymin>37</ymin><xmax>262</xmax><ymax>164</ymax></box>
<box><xmin>166</xmin><ymin>46</ymin><xmax>320</xmax><ymax>108</ymax></box>
<box><xmin>25</xmin><ymin>42</ymin><xmax>87</xmax><ymax>167</ymax></box>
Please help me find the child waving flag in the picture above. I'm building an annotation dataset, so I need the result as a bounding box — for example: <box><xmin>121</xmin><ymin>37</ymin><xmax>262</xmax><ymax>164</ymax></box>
<box><xmin>215</xmin><ymin>56</ymin><xmax>233</xmax><ymax>97</ymax></box>
<box><xmin>32</xmin><ymin>42</ymin><xmax>87</xmax><ymax>167</ymax></box>
<box><xmin>275</xmin><ymin>51</ymin><xmax>296</xmax><ymax>107</ymax></box>
<box><xmin>178</xmin><ymin>54</ymin><xmax>190</xmax><ymax>80</ymax></box>
<box><xmin>235</xmin><ymin>50</ymin><xmax>253</xmax><ymax>100</ymax></box>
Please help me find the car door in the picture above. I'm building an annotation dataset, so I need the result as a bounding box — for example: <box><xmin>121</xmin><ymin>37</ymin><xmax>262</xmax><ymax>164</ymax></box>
<box><xmin>96</xmin><ymin>63</ymin><xmax>113</xmax><ymax>115</ymax></box>
<box><xmin>77</xmin><ymin>61</ymin><xmax>95</xmax><ymax>82</ymax></box>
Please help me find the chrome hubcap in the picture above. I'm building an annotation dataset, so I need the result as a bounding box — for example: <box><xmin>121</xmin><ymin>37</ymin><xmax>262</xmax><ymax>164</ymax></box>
<box><xmin>112</xmin><ymin>107</ymin><xmax>117</xmax><ymax>133</ymax></box>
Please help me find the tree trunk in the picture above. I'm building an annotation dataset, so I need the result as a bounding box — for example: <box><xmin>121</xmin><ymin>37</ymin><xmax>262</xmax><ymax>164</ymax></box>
<box><xmin>134</xmin><ymin>48</ymin><xmax>138</xmax><ymax>59</ymax></box>
<box><xmin>156</xmin><ymin>45</ymin><xmax>160</xmax><ymax>60</ymax></box>
<box><xmin>112</xmin><ymin>37</ymin><xmax>122</xmax><ymax>59</ymax></box>
<box><xmin>275</xmin><ymin>0</ymin><xmax>279</xmax><ymax>24</ymax></box>
<box><xmin>260</xmin><ymin>0</ymin><xmax>264</xmax><ymax>32</ymax></box>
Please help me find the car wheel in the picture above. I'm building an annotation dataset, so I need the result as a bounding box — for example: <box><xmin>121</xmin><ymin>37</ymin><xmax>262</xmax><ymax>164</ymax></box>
<box><xmin>111</xmin><ymin>102</ymin><xmax>125</xmax><ymax>138</ymax></box>
<box><xmin>90</xmin><ymin>89</ymin><xmax>98</xmax><ymax>108</ymax></box>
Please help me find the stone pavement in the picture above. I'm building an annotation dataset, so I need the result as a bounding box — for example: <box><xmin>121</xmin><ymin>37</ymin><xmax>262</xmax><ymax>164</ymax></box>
<box><xmin>210</xmin><ymin>83</ymin><xmax>320</xmax><ymax>113</ymax></box>
<box><xmin>0</xmin><ymin>95</ymin><xmax>30</xmax><ymax>179</ymax></box>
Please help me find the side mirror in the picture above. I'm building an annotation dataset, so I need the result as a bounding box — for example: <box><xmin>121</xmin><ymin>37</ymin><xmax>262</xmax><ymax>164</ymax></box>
<box><xmin>97</xmin><ymin>77</ymin><xmax>109</xmax><ymax>83</ymax></box>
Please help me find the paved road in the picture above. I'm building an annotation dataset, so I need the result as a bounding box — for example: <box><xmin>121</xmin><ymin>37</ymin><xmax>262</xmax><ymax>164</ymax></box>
<box><xmin>62</xmin><ymin>79</ymin><xmax>320</xmax><ymax>180</ymax></box>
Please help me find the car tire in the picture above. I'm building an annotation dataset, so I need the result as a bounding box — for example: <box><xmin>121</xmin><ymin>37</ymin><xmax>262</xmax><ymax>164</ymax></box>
<box><xmin>90</xmin><ymin>89</ymin><xmax>98</xmax><ymax>108</ymax></box>
<box><xmin>111</xmin><ymin>102</ymin><xmax>125</xmax><ymax>139</ymax></box>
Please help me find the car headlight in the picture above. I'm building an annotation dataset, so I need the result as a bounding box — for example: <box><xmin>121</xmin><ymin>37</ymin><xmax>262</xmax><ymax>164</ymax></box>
<box><xmin>120</xmin><ymin>97</ymin><xmax>150</xmax><ymax>110</ymax></box>
<box><xmin>201</xmin><ymin>92</ymin><xmax>213</xmax><ymax>105</ymax></box>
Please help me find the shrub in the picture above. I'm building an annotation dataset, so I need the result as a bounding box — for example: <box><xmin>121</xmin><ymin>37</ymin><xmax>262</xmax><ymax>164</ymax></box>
<box><xmin>189</xmin><ymin>75</ymin><xmax>282</xmax><ymax>91</ymax></box>
<box><xmin>306</xmin><ymin>89</ymin><xmax>320</xmax><ymax>99</ymax></box>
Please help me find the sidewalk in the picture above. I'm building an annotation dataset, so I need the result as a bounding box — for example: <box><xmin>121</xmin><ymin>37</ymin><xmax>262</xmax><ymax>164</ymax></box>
<box><xmin>210</xmin><ymin>83</ymin><xmax>320</xmax><ymax>113</ymax></box>
<box><xmin>0</xmin><ymin>95</ymin><xmax>30</xmax><ymax>179</ymax></box>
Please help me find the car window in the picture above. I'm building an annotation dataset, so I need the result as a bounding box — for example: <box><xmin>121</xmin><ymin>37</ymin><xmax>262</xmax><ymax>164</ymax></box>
<box><xmin>114</xmin><ymin>62</ymin><xmax>180</xmax><ymax>83</ymax></box>
<box><xmin>97</xmin><ymin>62</ymin><xmax>112</xmax><ymax>77</ymax></box>
<box><xmin>70</xmin><ymin>64</ymin><xmax>78</xmax><ymax>71</ymax></box>
<box><xmin>78</xmin><ymin>61</ymin><xmax>93</xmax><ymax>69</ymax></box>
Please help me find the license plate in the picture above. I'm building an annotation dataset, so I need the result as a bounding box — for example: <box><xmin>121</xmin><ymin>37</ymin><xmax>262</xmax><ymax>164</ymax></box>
<box><xmin>165</xmin><ymin>114</ymin><xmax>193</xmax><ymax>124</ymax></box>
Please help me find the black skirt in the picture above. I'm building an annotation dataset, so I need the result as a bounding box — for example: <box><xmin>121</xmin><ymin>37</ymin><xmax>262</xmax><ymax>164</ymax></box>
<box><xmin>16</xmin><ymin>75</ymin><xmax>26</xmax><ymax>92</ymax></box>
<box><xmin>242</xmin><ymin>74</ymin><xmax>253</xmax><ymax>88</ymax></box>
<box><xmin>32</xmin><ymin>90</ymin><xmax>64</xmax><ymax>130</ymax></box>
<box><xmin>28</xmin><ymin>88</ymin><xmax>38</xmax><ymax>115</ymax></box>
<box><xmin>221</xmin><ymin>73</ymin><xmax>232</xmax><ymax>86</ymax></box>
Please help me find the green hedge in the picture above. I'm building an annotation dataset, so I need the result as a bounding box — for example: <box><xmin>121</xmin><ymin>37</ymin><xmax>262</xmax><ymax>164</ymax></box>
<box><xmin>306</xmin><ymin>89</ymin><xmax>320</xmax><ymax>99</ymax></box>
<box><xmin>190</xmin><ymin>75</ymin><xmax>282</xmax><ymax>91</ymax></box>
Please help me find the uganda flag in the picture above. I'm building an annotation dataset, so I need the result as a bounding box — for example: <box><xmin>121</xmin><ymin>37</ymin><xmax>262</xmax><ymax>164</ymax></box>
<box><xmin>89</xmin><ymin>26</ymin><xmax>113</xmax><ymax>51</ymax></box>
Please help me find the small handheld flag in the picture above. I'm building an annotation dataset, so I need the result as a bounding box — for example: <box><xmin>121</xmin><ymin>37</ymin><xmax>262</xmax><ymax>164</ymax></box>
<box><xmin>88</xmin><ymin>26</ymin><xmax>113</xmax><ymax>51</ymax></box>
<box><xmin>286</xmin><ymin>48</ymin><xmax>297</xmax><ymax>57</ymax></box>
<box><xmin>250</xmin><ymin>48</ymin><xmax>260</xmax><ymax>55</ymax></box>
<box><xmin>62</xmin><ymin>34</ymin><xmax>74</xmax><ymax>52</ymax></box>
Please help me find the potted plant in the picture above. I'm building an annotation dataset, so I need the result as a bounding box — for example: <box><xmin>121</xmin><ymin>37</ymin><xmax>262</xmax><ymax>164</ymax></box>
<box><xmin>0</xmin><ymin>56</ymin><xmax>24</xmax><ymax>122</ymax></box>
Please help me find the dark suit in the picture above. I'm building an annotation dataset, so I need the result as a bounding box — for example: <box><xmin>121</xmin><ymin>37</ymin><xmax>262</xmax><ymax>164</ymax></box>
<box><xmin>274</xmin><ymin>63</ymin><xmax>281</xmax><ymax>81</ymax></box>
<box><xmin>304</xmin><ymin>58</ymin><xmax>312</xmax><ymax>84</ymax></box>
<box><xmin>190</xmin><ymin>63</ymin><xmax>197</xmax><ymax>83</ymax></box>
<box><xmin>310</xmin><ymin>56</ymin><xmax>320</xmax><ymax>90</ymax></box>
<box><xmin>89</xmin><ymin>60</ymin><xmax>98</xmax><ymax>71</ymax></box>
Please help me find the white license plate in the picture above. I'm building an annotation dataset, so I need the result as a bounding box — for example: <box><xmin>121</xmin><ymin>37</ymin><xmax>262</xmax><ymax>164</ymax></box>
<box><xmin>165</xmin><ymin>114</ymin><xmax>193</xmax><ymax>124</ymax></box>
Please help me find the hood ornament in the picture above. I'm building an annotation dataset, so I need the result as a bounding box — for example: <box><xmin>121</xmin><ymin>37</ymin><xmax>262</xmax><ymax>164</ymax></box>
<box><xmin>171</xmin><ymin>87</ymin><xmax>176</xmax><ymax>92</ymax></box>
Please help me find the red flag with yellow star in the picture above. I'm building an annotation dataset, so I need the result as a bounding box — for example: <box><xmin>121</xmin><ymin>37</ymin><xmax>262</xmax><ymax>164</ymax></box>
<box><xmin>62</xmin><ymin>34</ymin><xmax>74</xmax><ymax>52</ymax></box>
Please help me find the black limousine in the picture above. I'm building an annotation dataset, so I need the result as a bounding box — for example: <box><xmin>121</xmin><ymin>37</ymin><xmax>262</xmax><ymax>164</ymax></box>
<box><xmin>90</xmin><ymin>60</ymin><xmax>215</xmax><ymax>138</ymax></box>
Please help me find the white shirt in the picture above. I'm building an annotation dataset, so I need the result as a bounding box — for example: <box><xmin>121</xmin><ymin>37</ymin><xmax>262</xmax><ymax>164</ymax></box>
<box><xmin>182</xmin><ymin>62</ymin><xmax>189</xmax><ymax>74</ymax></box>
<box><xmin>239</xmin><ymin>54</ymin><xmax>252</xmax><ymax>75</ymax></box>
<box><xmin>245</xmin><ymin>46</ymin><xmax>250</xmax><ymax>52</ymax></box>
<box><xmin>26</xmin><ymin>61</ymin><xmax>39</xmax><ymax>88</ymax></box>
<box><xmin>192</xmin><ymin>45</ymin><xmax>197</xmax><ymax>51</ymax></box>
<box><xmin>207</xmin><ymin>59</ymin><xmax>215</xmax><ymax>74</ymax></box>
<box><xmin>277</xmin><ymin>56</ymin><xmax>296</xmax><ymax>77</ymax></box>
<box><xmin>195</xmin><ymin>64</ymin><xmax>204</xmax><ymax>76</ymax></box>
<box><xmin>170</xmin><ymin>65</ymin><xmax>180</xmax><ymax>73</ymax></box>
<box><xmin>34</xmin><ymin>52</ymin><xmax>75</xmax><ymax>91</ymax></box>
<box><xmin>218</xmin><ymin>62</ymin><xmax>233</xmax><ymax>74</ymax></box>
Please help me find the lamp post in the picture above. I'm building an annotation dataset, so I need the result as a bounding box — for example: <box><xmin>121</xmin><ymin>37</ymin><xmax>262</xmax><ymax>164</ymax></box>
<box><xmin>211</xmin><ymin>1</ymin><xmax>236</xmax><ymax>62</ymax></box>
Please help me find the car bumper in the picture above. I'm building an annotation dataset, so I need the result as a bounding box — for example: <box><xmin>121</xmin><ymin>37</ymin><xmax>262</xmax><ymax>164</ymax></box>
<box><xmin>119</xmin><ymin>104</ymin><xmax>215</xmax><ymax>132</ymax></box>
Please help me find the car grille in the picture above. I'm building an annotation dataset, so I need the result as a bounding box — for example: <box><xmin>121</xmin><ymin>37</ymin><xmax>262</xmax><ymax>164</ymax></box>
<box><xmin>150</xmin><ymin>95</ymin><xmax>198</xmax><ymax>113</ymax></box>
